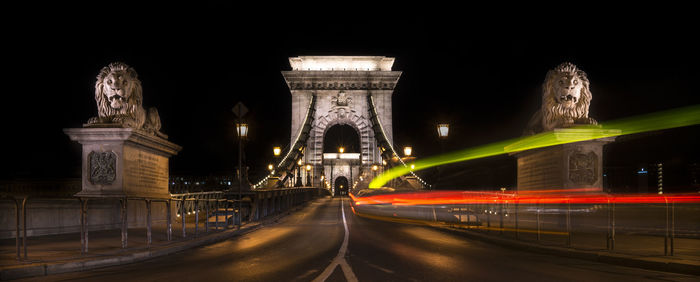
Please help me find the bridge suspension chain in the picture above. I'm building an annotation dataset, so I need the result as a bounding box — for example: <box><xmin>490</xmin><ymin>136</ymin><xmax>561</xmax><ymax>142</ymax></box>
<box><xmin>253</xmin><ymin>95</ymin><xmax>317</xmax><ymax>189</ymax></box>
<box><xmin>367</xmin><ymin>95</ymin><xmax>431</xmax><ymax>188</ymax></box>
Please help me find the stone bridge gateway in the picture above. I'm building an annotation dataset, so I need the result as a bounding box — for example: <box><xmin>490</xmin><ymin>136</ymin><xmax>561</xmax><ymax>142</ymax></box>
<box><xmin>254</xmin><ymin>56</ymin><xmax>428</xmax><ymax>192</ymax></box>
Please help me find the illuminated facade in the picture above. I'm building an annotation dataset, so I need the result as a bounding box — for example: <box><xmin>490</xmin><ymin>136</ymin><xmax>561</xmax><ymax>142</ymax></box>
<box><xmin>282</xmin><ymin>56</ymin><xmax>401</xmax><ymax>189</ymax></box>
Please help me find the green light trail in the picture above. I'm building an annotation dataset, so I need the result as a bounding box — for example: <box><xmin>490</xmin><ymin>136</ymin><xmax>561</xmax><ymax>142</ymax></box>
<box><xmin>369</xmin><ymin>105</ymin><xmax>700</xmax><ymax>188</ymax></box>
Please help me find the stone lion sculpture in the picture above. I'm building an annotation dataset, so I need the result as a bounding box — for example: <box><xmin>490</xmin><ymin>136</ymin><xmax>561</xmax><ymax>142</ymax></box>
<box><xmin>524</xmin><ymin>62</ymin><xmax>597</xmax><ymax>135</ymax></box>
<box><xmin>87</xmin><ymin>62</ymin><xmax>164</xmax><ymax>136</ymax></box>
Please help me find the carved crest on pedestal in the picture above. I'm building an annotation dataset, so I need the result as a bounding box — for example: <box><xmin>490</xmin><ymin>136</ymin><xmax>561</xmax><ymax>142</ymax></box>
<box><xmin>568</xmin><ymin>151</ymin><xmax>598</xmax><ymax>185</ymax></box>
<box><xmin>89</xmin><ymin>151</ymin><xmax>117</xmax><ymax>185</ymax></box>
<box><xmin>330</xmin><ymin>91</ymin><xmax>355</xmax><ymax>119</ymax></box>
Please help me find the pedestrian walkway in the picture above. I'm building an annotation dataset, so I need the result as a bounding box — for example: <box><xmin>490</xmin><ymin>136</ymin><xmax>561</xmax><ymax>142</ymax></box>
<box><xmin>0</xmin><ymin>202</ymin><xmax>307</xmax><ymax>280</ymax></box>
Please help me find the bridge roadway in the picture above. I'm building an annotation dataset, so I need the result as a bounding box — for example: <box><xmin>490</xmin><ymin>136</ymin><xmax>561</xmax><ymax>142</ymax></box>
<box><xmin>20</xmin><ymin>197</ymin><xmax>695</xmax><ymax>281</ymax></box>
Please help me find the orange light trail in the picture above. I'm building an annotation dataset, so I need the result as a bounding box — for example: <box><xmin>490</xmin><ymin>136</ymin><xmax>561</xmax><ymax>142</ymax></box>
<box><xmin>350</xmin><ymin>190</ymin><xmax>700</xmax><ymax>206</ymax></box>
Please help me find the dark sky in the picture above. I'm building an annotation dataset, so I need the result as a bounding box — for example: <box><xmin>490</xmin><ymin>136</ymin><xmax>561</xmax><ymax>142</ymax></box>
<box><xmin>3</xmin><ymin>7</ymin><xmax>699</xmax><ymax>188</ymax></box>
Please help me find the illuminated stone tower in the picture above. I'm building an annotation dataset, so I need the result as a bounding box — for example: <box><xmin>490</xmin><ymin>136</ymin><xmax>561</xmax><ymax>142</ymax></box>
<box><xmin>282</xmin><ymin>56</ymin><xmax>401</xmax><ymax>189</ymax></box>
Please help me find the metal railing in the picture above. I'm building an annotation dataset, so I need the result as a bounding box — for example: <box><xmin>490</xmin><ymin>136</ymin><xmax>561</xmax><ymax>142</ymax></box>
<box><xmin>1</xmin><ymin>185</ymin><xmax>322</xmax><ymax>261</ymax></box>
<box><xmin>354</xmin><ymin>194</ymin><xmax>700</xmax><ymax>257</ymax></box>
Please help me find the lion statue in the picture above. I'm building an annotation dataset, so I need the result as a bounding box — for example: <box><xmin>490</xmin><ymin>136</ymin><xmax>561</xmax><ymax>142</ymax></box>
<box><xmin>87</xmin><ymin>62</ymin><xmax>164</xmax><ymax>137</ymax></box>
<box><xmin>524</xmin><ymin>62</ymin><xmax>597</xmax><ymax>135</ymax></box>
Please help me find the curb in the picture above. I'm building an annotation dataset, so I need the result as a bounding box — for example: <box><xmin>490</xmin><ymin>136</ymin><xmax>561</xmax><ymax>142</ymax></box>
<box><xmin>436</xmin><ymin>225</ymin><xmax>700</xmax><ymax>276</ymax></box>
<box><xmin>0</xmin><ymin>198</ymin><xmax>321</xmax><ymax>280</ymax></box>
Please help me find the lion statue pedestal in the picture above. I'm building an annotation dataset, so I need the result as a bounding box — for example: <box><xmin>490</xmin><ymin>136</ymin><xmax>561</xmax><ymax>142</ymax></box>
<box><xmin>516</xmin><ymin>63</ymin><xmax>619</xmax><ymax>192</ymax></box>
<box><xmin>511</xmin><ymin>128</ymin><xmax>618</xmax><ymax>192</ymax></box>
<box><xmin>64</xmin><ymin>128</ymin><xmax>181</xmax><ymax>199</ymax></box>
<box><xmin>64</xmin><ymin>62</ymin><xmax>181</xmax><ymax>200</ymax></box>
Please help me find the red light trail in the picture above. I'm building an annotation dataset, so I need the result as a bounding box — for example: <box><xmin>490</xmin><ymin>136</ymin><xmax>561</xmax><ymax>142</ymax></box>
<box><xmin>350</xmin><ymin>190</ymin><xmax>700</xmax><ymax>206</ymax></box>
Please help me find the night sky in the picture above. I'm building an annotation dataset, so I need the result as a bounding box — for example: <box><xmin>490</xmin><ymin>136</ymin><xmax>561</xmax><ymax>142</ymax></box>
<box><xmin>3</xmin><ymin>7</ymin><xmax>699</xmax><ymax>191</ymax></box>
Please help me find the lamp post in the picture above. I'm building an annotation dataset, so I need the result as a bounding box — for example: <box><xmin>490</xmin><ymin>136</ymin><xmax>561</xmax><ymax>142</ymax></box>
<box><xmin>436</xmin><ymin>123</ymin><xmax>449</xmax><ymax>189</ymax></box>
<box><xmin>295</xmin><ymin>159</ymin><xmax>303</xmax><ymax>187</ymax></box>
<box><xmin>273</xmin><ymin>146</ymin><xmax>281</xmax><ymax>157</ymax></box>
<box><xmin>403</xmin><ymin>146</ymin><xmax>412</xmax><ymax>157</ymax></box>
<box><xmin>437</xmin><ymin>124</ymin><xmax>449</xmax><ymax>139</ymax></box>
<box><xmin>235</xmin><ymin>122</ymin><xmax>248</xmax><ymax>229</ymax></box>
<box><xmin>305</xmin><ymin>164</ymin><xmax>312</xmax><ymax>187</ymax></box>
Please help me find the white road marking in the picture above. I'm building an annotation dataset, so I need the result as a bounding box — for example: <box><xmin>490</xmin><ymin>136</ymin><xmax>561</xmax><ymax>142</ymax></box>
<box><xmin>313</xmin><ymin>197</ymin><xmax>358</xmax><ymax>282</ymax></box>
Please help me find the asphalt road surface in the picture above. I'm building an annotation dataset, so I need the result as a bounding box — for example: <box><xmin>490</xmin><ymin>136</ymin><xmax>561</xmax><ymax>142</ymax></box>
<box><xmin>22</xmin><ymin>197</ymin><xmax>697</xmax><ymax>282</ymax></box>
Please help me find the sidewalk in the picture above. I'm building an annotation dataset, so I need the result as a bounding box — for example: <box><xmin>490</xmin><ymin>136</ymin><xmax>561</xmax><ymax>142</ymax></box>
<box><xmin>0</xmin><ymin>202</ymin><xmax>311</xmax><ymax>280</ymax></box>
<box><xmin>438</xmin><ymin>224</ymin><xmax>700</xmax><ymax>276</ymax></box>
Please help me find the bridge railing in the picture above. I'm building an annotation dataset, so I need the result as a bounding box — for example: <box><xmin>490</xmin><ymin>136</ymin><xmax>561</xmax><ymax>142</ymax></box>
<box><xmin>1</xmin><ymin>181</ymin><xmax>324</xmax><ymax>261</ymax></box>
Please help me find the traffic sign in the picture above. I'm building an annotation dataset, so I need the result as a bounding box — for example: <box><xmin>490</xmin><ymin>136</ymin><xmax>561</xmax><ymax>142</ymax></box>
<box><xmin>232</xmin><ymin>102</ymin><xmax>248</xmax><ymax>118</ymax></box>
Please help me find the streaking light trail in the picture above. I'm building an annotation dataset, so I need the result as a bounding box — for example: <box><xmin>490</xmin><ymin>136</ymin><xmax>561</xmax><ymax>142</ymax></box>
<box><xmin>369</xmin><ymin>105</ymin><xmax>700</xmax><ymax>188</ymax></box>
<box><xmin>350</xmin><ymin>190</ymin><xmax>700</xmax><ymax>206</ymax></box>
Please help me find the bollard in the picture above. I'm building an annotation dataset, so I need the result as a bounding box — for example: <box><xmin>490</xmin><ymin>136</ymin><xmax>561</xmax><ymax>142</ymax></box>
<box><xmin>194</xmin><ymin>198</ymin><xmax>199</xmax><ymax>237</ymax></box>
<box><xmin>668</xmin><ymin>201</ymin><xmax>676</xmax><ymax>258</ymax></box>
<box><xmin>215</xmin><ymin>199</ymin><xmax>219</xmax><ymax>230</ymax></box>
<box><xmin>665</xmin><ymin>197</ymin><xmax>669</xmax><ymax>255</ymax></box>
<box><xmin>537</xmin><ymin>202</ymin><xmax>540</xmax><ymax>241</ymax></box>
<box><xmin>487</xmin><ymin>204</ymin><xmax>491</xmax><ymax>233</ymax></box>
<box><xmin>166</xmin><ymin>200</ymin><xmax>172</xmax><ymax>241</ymax></box>
<box><xmin>181</xmin><ymin>198</ymin><xmax>186</xmax><ymax>238</ymax></box>
<box><xmin>80</xmin><ymin>198</ymin><xmax>89</xmax><ymax>254</ymax></box>
<box><xmin>205</xmin><ymin>199</ymin><xmax>210</xmax><ymax>233</ymax></box>
<box><xmin>79</xmin><ymin>198</ymin><xmax>84</xmax><ymax>254</ymax></box>
<box><xmin>611</xmin><ymin>202</ymin><xmax>616</xmax><ymax>250</ymax></box>
<box><xmin>566</xmin><ymin>200</ymin><xmax>571</xmax><ymax>247</ymax></box>
<box><xmin>14</xmin><ymin>199</ymin><xmax>20</xmax><ymax>261</ymax></box>
<box><xmin>146</xmin><ymin>200</ymin><xmax>152</xmax><ymax>247</ymax></box>
<box><xmin>515</xmin><ymin>199</ymin><xmax>519</xmax><ymax>240</ymax></box>
<box><xmin>499</xmin><ymin>201</ymin><xmax>504</xmax><ymax>235</ymax></box>
<box><xmin>467</xmin><ymin>206</ymin><xmax>471</xmax><ymax>228</ymax></box>
<box><xmin>671</xmin><ymin>201</ymin><xmax>675</xmax><ymax>256</ymax></box>
<box><xmin>121</xmin><ymin>198</ymin><xmax>128</xmax><ymax>248</ymax></box>
<box><xmin>22</xmin><ymin>197</ymin><xmax>27</xmax><ymax>260</ymax></box>
<box><xmin>607</xmin><ymin>199</ymin><xmax>611</xmax><ymax>250</ymax></box>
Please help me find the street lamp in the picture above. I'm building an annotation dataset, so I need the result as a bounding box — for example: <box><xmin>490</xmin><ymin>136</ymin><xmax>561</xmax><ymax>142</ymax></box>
<box><xmin>436</xmin><ymin>123</ymin><xmax>449</xmax><ymax>189</ymax></box>
<box><xmin>338</xmin><ymin>147</ymin><xmax>345</xmax><ymax>154</ymax></box>
<box><xmin>437</xmin><ymin>123</ymin><xmax>449</xmax><ymax>139</ymax></box>
<box><xmin>235</xmin><ymin>122</ymin><xmax>248</xmax><ymax>229</ymax></box>
<box><xmin>305</xmin><ymin>164</ymin><xmax>312</xmax><ymax>187</ymax></box>
<box><xmin>295</xmin><ymin>159</ymin><xmax>303</xmax><ymax>187</ymax></box>
<box><xmin>236</xmin><ymin>123</ymin><xmax>249</xmax><ymax>138</ymax></box>
<box><xmin>273</xmin><ymin>147</ymin><xmax>281</xmax><ymax>157</ymax></box>
<box><xmin>268</xmin><ymin>164</ymin><xmax>274</xmax><ymax>171</ymax></box>
<box><xmin>403</xmin><ymin>146</ymin><xmax>412</xmax><ymax>157</ymax></box>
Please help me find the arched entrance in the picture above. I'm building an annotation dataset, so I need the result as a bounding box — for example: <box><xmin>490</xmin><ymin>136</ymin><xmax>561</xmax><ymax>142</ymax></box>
<box><xmin>323</xmin><ymin>123</ymin><xmax>362</xmax><ymax>195</ymax></box>
<box><xmin>335</xmin><ymin>176</ymin><xmax>349</xmax><ymax>196</ymax></box>
<box><xmin>324</xmin><ymin>124</ymin><xmax>360</xmax><ymax>153</ymax></box>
